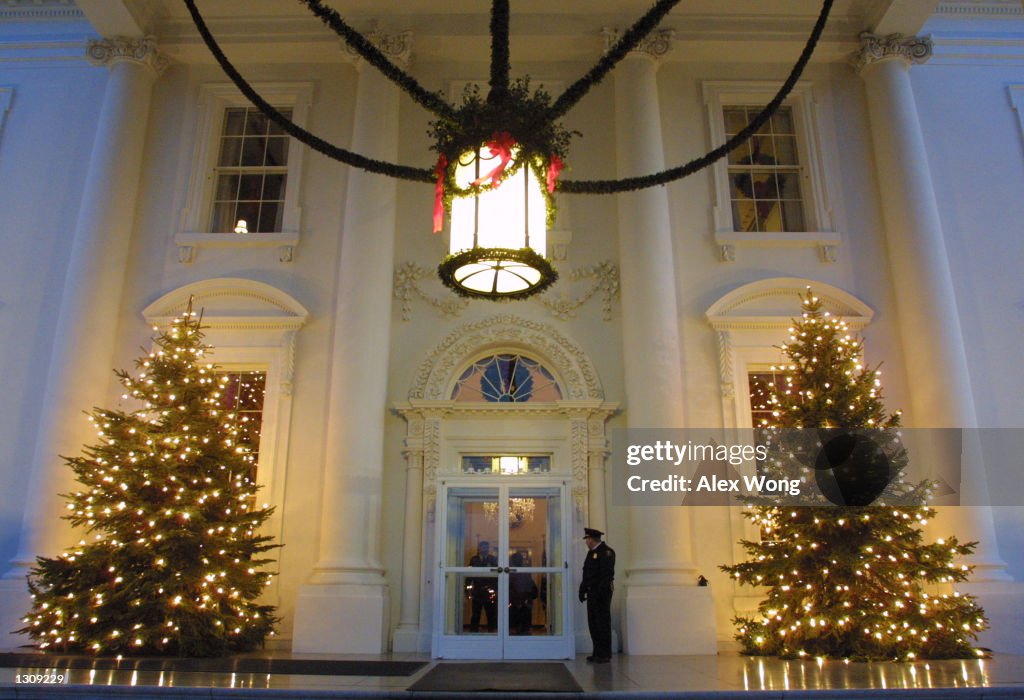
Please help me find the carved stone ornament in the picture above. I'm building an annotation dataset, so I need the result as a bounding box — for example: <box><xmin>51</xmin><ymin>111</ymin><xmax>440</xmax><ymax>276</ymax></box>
<box><xmin>853</xmin><ymin>33</ymin><xmax>933</xmax><ymax>72</ymax></box>
<box><xmin>344</xmin><ymin>26</ymin><xmax>413</xmax><ymax>67</ymax></box>
<box><xmin>601</xmin><ymin>27</ymin><xmax>675</xmax><ymax>61</ymax></box>
<box><xmin>87</xmin><ymin>37</ymin><xmax>168</xmax><ymax>75</ymax></box>
<box><xmin>394</xmin><ymin>260</ymin><xmax>619</xmax><ymax>322</ymax></box>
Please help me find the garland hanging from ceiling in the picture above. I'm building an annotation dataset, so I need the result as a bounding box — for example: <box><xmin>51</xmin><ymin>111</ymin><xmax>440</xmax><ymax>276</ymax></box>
<box><xmin>184</xmin><ymin>0</ymin><xmax>834</xmax><ymax>200</ymax></box>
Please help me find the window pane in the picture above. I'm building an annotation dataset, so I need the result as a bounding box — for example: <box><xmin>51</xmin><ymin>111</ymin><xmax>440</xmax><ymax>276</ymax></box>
<box><xmin>772</xmin><ymin>107</ymin><xmax>794</xmax><ymax>134</ymax></box>
<box><xmin>756</xmin><ymin>200</ymin><xmax>783</xmax><ymax>232</ymax></box>
<box><xmin>727</xmin><ymin>140</ymin><xmax>750</xmax><ymax>166</ymax></box>
<box><xmin>778</xmin><ymin>171</ymin><xmax>802</xmax><ymax>200</ymax></box>
<box><xmin>241</xmin><ymin>136</ymin><xmax>266</xmax><ymax>167</ymax></box>
<box><xmin>723</xmin><ymin>108</ymin><xmax>747</xmax><ymax>136</ymax></box>
<box><xmin>773</xmin><ymin>135</ymin><xmax>798</xmax><ymax>166</ymax></box>
<box><xmin>256</xmin><ymin>201</ymin><xmax>282</xmax><ymax>233</ymax></box>
<box><xmin>214</xmin><ymin>173</ymin><xmax>240</xmax><ymax>201</ymax></box>
<box><xmin>265</xmin><ymin>137</ymin><xmax>290</xmax><ymax>167</ymax></box>
<box><xmin>217</xmin><ymin>136</ymin><xmax>243</xmax><ymax>167</ymax></box>
<box><xmin>237</xmin><ymin>174</ymin><xmax>265</xmax><ymax>201</ymax></box>
<box><xmin>782</xmin><ymin>201</ymin><xmax>805</xmax><ymax>231</ymax></box>
<box><xmin>235</xmin><ymin>201</ymin><xmax>260</xmax><ymax>229</ymax></box>
<box><xmin>267</xmin><ymin>110</ymin><xmax>291</xmax><ymax>135</ymax></box>
<box><xmin>732</xmin><ymin>199</ymin><xmax>757</xmax><ymax>232</ymax></box>
<box><xmin>222</xmin><ymin>108</ymin><xmax>246</xmax><ymax>136</ymax></box>
<box><xmin>261</xmin><ymin>173</ymin><xmax>286</xmax><ymax>201</ymax></box>
<box><xmin>244</xmin><ymin>110</ymin><xmax>270</xmax><ymax>136</ymax></box>
<box><xmin>211</xmin><ymin>202</ymin><xmax>237</xmax><ymax>233</ymax></box>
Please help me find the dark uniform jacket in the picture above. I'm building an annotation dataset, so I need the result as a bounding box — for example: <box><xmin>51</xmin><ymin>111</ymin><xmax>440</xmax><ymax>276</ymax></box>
<box><xmin>579</xmin><ymin>541</ymin><xmax>615</xmax><ymax>600</ymax></box>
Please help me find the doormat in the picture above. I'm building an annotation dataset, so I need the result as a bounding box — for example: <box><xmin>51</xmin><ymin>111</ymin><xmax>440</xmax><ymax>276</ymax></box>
<box><xmin>0</xmin><ymin>652</ymin><xmax>427</xmax><ymax>677</ymax></box>
<box><xmin>408</xmin><ymin>662</ymin><xmax>582</xmax><ymax>693</ymax></box>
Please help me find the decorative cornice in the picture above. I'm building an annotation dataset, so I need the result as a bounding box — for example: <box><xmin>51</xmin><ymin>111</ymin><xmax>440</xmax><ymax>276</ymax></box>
<box><xmin>937</xmin><ymin>1</ymin><xmax>1023</xmax><ymax>17</ymax></box>
<box><xmin>853</xmin><ymin>32</ymin><xmax>932</xmax><ymax>73</ymax></box>
<box><xmin>343</xmin><ymin>26</ymin><xmax>413</xmax><ymax>67</ymax></box>
<box><xmin>0</xmin><ymin>2</ymin><xmax>84</xmax><ymax>22</ymax></box>
<box><xmin>394</xmin><ymin>260</ymin><xmax>619</xmax><ymax>322</ymax></box>
<box><xmin>87</xmin><ymin>36</ymin><xmax>167</xmax><ymax>75</ymax></box>
<box><xmin>601</xmin><ymin>27</ymin><xmax>675</xmax><ymax>62</ymax></box>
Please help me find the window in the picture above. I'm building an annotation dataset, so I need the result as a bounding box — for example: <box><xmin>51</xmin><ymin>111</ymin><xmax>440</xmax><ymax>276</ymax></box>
<box><xmin>725</xmin><ymin>106</ymin><xmax>804</xmax><ymax>233</ymax></box>
<box><xmin>451</xmin><ymin>354</ymin><xmax>563</xmax><ymax>402</ymax></box>
<box><xmin>703</xmin><ymin>81</ymin><xmax>839</xmax><ymax>262</ymax></box>
<box><xmin>461</xmin><ymin>455</ymin><xmax>552</xmax><ymax>475</ymax></box>
<box><xmin>175</xmin><ymin>82</ymin><xmax>312</xmax><ymax>262</ymax></box>
<box><xmin>218</xmin><ymin>370</ymin><xmax>267</xmax><ymax>481</ymax></box>
<box><xmin>747</xmin><ymin>369</ymin><xmax>788</xmax><ymax>428</ymax></box>
<box><xmin>210</xmin><ymin>108</ymin><xmax>292</xmax><ymax>234</ymax></box>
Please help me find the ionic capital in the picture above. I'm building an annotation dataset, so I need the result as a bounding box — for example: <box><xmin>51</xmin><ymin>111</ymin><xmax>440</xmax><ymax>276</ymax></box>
<box><xmin>853</xmin><ymin>32</ymin><xmax>932</xmax><ymax>73</ymax></box>
<box><xmin>87</xmin><ymin>36</ymin><xmax>168</xmax><ymax>76</ymax></box>
<box><xmin>602</xmin><ymin>28</ymin><xmax>675</xmax><ymax>63</ymax></box>
<box><xmin>344</xmin><ymin>26</ymin><xmax>413</xmax><ymax>68</ymax></box>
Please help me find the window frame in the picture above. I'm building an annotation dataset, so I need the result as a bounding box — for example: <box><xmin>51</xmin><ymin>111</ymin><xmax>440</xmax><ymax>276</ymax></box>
<box><xmin>175</xmin><ymin>82</ymin><xmax>313</xmax><ymax>263</ymax></box>
<box><xmin>0</xmin><ymin>87</ymin><xmax>12</xmax><ymax>141</ymax></box>
<box><xmin>702</xmin><ymin>81</ymin><xmax>840</xmax><ymax>262</ymax></box>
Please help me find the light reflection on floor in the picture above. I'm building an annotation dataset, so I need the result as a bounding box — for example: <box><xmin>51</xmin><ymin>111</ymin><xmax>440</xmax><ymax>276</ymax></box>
<box><xmin>1</xmin><ymin>652</ymin><xmax>1023</xmax><ymax>697</ymax></box>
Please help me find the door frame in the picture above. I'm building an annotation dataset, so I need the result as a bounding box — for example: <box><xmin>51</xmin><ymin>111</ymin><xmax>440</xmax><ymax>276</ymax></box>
<box><xmin>432</xmin><ymin>477</ymin><xmax>574</xmax><ymax>659</ymax></box>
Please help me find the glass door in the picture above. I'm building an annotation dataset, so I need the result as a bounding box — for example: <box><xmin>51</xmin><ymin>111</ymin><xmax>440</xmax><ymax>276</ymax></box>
<box><xmin>433</xmin><ymin>482</ymin><xmax>571</xmax><ymax>659</ymax></box>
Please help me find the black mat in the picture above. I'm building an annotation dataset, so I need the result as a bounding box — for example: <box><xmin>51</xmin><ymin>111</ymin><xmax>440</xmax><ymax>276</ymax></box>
<box><xmin>408</xmin><ymin>662</ymin><xmax>582</xmax><ymax>693</ymax></box>
<box><xmin>0</xmin><ymin>652</ymin><xmax>426</xmax><ymax>677</ymax></box>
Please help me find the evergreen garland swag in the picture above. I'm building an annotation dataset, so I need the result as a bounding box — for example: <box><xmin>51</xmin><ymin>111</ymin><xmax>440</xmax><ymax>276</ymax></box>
<box><xmin>20</xmin><ymin>307</ymin><xmax>279</xmax><ymax>657</ymax></box>
<box><xmin>720</xmin><ymin>290</ymin><xmax>987</xmax><ymax>661</ymax></box>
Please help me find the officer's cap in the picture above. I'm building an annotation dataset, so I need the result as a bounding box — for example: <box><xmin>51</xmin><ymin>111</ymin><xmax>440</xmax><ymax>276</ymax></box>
<box><xmin>583</xmin><ymin>527</ymin><xmax>604</xmax><ymax>540</ymax></box>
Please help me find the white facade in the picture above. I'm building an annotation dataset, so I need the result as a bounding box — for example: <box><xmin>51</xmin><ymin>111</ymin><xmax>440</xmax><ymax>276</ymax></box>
<box><xmin>0</xmin><ymin>0</ymin><xmax>1023</xmax><ymax>656</ymax></box>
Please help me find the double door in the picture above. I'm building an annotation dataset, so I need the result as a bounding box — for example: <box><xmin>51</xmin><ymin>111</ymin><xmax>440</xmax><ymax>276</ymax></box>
<box><xmin>433</xmin><ymin>482</ymin><xmax>572</xmax><ymax>659</ymax></box>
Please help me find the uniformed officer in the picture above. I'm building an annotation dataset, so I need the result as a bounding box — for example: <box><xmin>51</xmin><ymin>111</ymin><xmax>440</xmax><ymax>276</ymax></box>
<box><xmin>578</xmin><ymin>527</ymin><xmax>615</xmax><ymax>663</ymax></box>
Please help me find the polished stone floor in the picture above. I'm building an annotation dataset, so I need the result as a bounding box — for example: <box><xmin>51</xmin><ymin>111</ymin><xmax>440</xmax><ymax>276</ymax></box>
<box><xmin>2</xmin><ymin>652</ymin><xmax>1024</xmax><ymax>698</ymax></box>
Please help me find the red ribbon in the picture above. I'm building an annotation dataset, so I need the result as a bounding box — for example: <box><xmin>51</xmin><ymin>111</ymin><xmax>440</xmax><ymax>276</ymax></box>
<box><xmin>472</xmin><ymin>131</ymin><xmax>517</xmax><ymax>188</ymax></box>
<box><xmin>432</xmin><ymin>154</ymin><xmax>448</xmax><ymax>233</ymax></box>
<box><xmin>546</xmin><ymin>155</ymin><xmax>564</xmax><ymax>193</ymax></box>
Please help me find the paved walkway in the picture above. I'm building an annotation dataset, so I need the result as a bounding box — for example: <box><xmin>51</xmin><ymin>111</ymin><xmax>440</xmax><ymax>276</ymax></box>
<box><xmin>2</xmin><ymin>652</ymin><xmax>1024</xmax><ymax>698</ymax></box>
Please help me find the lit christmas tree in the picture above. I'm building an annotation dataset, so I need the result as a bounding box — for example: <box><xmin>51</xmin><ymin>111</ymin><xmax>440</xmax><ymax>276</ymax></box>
<box><xmin>721</xmin><ymin>289</ymin><xmax>987</xmax><ymax>660</ymax></box>
<box><xmin>20</xmin><ymin>305</ymin><xmax>278</xmax><ymax>657</ymax></box>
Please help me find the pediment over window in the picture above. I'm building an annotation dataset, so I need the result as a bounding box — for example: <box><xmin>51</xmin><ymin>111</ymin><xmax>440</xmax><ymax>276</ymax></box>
<box><xmin>705</xmin><ymin>277</ymin><xmax>873</xmax><ymax>332</ymax></box>
<box><xmin>142</xmin><ymin>277</ymin><xmax>309</xmax><ymax>331</ymax></box>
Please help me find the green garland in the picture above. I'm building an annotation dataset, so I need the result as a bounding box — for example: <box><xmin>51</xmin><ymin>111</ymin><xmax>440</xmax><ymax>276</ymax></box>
<box><xmin>438</xmin><ymin>247</ymin><xmax>558</xmax><ymax>300</ymax></box>
<box><xmin>188</xmin><ymin>0</ymin><xmax>834</xmax><ymax>198</ymax></box>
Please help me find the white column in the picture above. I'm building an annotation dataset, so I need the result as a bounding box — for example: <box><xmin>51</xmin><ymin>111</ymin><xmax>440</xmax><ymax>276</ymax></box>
<box><xmin>392</xmin><ymin>410</ymin><xmax>427</xmax><ymax>652</ymax></box>
<box><xmin>292</xmin><ymin>32</ymin><xmax>409</xmax><ymax>654</ymax></box>
<box><xmin>858</xmin><ymin>33</ymin><xmax>1024</xmax><ymax>653</ymax></box>
<box><xmin>610</xmin><ymin>32</ymin><xmax>716</xmax><ymax>655</ymax></box>
<box><xmin>857</xmin><ymin>33</ymin><xmax>1008</xmax><ymax>580</ymax></box>
<box><xmin>0</xmin><ymin>37</ymin><xmax>164</xmax><ymax>648</ymax></box>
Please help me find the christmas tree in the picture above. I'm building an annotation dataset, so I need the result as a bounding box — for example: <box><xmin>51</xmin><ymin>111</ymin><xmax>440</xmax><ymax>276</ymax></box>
<box><xmin>720</xmin><ymin>289</ymin><xmax>987</xmax><ymax>660</ymax></box>
<box><xmin>20</xmin><ymin>305</ymin><xmax>279</xmax><ymax>657</ymax></box>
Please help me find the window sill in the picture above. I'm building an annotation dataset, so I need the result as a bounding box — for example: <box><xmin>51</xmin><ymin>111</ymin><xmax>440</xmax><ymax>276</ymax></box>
<box><xmin>714</xmin><ymin>231</ymin><xmax>840</xmax><ymax>263</ymax></box>
<box><xmin>175</xmin><ymin>232</ymin><xmax>299</xmax><ymax>264</ymax></box>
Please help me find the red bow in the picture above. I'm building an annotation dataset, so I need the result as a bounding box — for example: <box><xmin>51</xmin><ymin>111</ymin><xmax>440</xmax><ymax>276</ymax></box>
<box><xmin>546</xmin><ymin>155</ymin><xmax>564</xmax><ymax>193</ymax></box>
<box><xmin>432</xmin><ymin>154</ymin><xmax>448</xmax><ymax>233</ymax></box>
<box><xmin>472</xmin><ymin>131</ymin><xmax>517</xmax><ymax>188</ymax></box>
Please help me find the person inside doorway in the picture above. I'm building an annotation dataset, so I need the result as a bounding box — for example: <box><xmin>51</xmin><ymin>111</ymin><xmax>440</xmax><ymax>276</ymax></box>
<box><xmin>468</xmin><ymin>540</ymin><xmax>498</xmax><ymax>632</ymax></box>
<box><xmin>508</xmin><ymin>551</ymin><xmax>538</xmax><ymax>635</ymax></box>
<box><xmin>579</xmin><ymin>527</ymin><xmax>615</xmax><ymax>663</ymax></box>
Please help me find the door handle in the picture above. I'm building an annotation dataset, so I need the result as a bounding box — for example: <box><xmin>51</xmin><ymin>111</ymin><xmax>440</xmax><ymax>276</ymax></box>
<box><xmin>490</xmin><ymin>567</ymin><xmax>503</xmax><ymax>573</ymax></box>
<box><xmin>506</xmin><ymin>567</ymin><xmax>517</xmax><ymax>573</ymax></box>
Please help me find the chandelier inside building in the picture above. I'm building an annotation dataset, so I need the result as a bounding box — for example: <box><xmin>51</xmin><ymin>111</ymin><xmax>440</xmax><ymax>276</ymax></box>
<box><xmin>186</xmin><ymin>0</ymin><xmax>833</xmax><ymax>300</ymax></box>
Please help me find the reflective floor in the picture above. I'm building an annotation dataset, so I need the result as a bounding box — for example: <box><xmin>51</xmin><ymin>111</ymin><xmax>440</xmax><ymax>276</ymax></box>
<box><xmin>2</xmin><ymin>652</ymin><xmax>1024</xmax><ymax>698</ymax></box>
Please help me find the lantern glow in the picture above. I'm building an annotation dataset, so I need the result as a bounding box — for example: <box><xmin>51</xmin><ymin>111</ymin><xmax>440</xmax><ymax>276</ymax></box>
<box><xmin>439</xmin><ymin>145</ymin><xmax>556</xmax><ymax>299</ymax></box>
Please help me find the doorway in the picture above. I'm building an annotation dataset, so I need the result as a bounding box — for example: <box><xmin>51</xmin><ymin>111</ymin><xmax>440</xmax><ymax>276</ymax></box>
<box><xmin>433</xmin><ymin>481</ymin><xmax>572</xmax><ymax>659</ymax></box>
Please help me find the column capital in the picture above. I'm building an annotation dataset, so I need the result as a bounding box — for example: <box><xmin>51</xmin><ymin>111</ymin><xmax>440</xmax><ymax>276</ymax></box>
<box><xmin>853</xmin><ymin>32</ymin><xmax>932</xmax><ymax>73</ymax></box>
<box><xmin>87</xmin><ymin>36</ymin><xmax>167</xmax><ymax>76</ymax></box>
<box><xmin>343</xmin><ymin>26</ymin><xmax>413</xmax><ymax>69</ymax></box>
<box><xmin>601</xmin><ymin>28</ymin><xmax>674</xmax><ymax>63</ymax></box>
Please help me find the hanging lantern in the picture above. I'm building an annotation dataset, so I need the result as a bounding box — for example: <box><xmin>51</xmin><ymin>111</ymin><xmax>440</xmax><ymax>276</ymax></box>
<box><xmin>437</xmin><ymin>143</ymin><xmax>557</xmax><ymax>300</ymax></box>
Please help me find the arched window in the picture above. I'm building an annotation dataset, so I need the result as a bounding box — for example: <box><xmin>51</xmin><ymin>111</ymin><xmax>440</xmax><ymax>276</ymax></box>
<box><xmin>451</xmin><ymin>354</ymin><xmax>562</xmax><ymax>402</ymax></box>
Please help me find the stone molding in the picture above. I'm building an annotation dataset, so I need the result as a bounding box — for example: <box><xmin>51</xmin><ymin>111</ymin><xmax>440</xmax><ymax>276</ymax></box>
<box><xmin>601</xmin><ymin>27</ymin><xmax>674</xmax><ymax>62</ymax></box>
<box><xmin>409</xmin><ymin>314</ymin><xmax>604</xmax><ymax>401</ymax></box>
<box><xmin>853</xmin><ymin>32</ymin><xmax>932</xmax><ymax>73</ymax></box>
<box><xmin>86</xmin><ymin>36</ymin><xmax>168</xmax><ymax>76</ymax></box>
